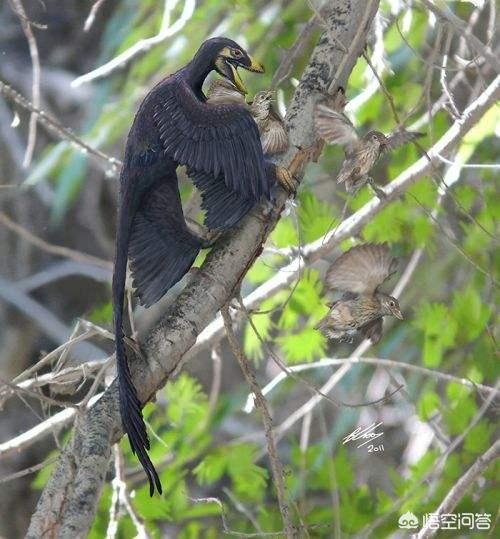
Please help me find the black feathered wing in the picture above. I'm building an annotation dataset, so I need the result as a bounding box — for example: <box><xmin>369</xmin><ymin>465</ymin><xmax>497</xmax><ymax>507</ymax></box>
<box><xmin>153</xmin><ymin>78</ymin><xmax>271</xmax><ymax>228</ymax></box>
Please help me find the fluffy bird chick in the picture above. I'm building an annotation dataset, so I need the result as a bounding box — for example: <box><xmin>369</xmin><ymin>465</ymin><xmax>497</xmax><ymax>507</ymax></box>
<box><xmin>315</xmin><ymin>243</ymin><xmax>403</xmax><ymax>343</ymax></box>
<box><xmin>250</xmin><ymin>91</ymin><xmax>289</xmax><ymax>155</ymax></box>
<box><xmin>206</xmin><ymin>79</ymin><xmax>247</xmax><ymax>105</ymax></box>
<box><xmin>314</xmin><ymin>100</ymin><xmax>423</xmax><ymax>196</ymax></box>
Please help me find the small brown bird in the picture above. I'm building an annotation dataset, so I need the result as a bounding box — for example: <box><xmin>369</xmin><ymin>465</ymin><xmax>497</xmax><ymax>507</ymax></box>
<box><xmin>206</xmin><ymin>82</ymin><xmax>288</xmax><ymax>155</ymax></box>
<box><xmin>315</xmin><ymin>243</ymin><xmax>403</xmax><ymax>343</ymax></box>
<box><xmin>250</xmin><ymin>91</ymin><xmax>289</xmax><ymax>155</ymax></box>
<box><xmin>314</xmin><ymin>100</ymin><xmax>423</xmax><ymax>196</ymax></box>
<box><xmin>206</xmin><ymin>79</ymin><xmax>247</xmax><ymax>105</ymax></box>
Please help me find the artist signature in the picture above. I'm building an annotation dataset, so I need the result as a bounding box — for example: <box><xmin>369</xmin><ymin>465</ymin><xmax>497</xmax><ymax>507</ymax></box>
<box><xmin>342</xmin><ymin>422</ymin><xmax>384</xmax><ymax>448</ymax></box>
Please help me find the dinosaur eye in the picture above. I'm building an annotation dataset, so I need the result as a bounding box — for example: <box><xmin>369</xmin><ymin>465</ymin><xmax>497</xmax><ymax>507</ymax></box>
<box><xmin>232</xmin><ymin>49</ymin><xmax>243</xmax><ymax>58</ymax></box>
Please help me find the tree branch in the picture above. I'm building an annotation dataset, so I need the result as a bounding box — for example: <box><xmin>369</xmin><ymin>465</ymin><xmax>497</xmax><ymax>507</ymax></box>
<box><xmin>0</xmin><ymin>79</ymin><xmax>122</xmax><ymax>176</ymax></box>
<box><xmin>416</xmin><ymin>438</ymin><xmax>500</xmax><ymax>539</ymax></box>
<box><xmin>222</xmin><ymin>307</ymin><xmax>294</xmax><ymax>538</ymax></box>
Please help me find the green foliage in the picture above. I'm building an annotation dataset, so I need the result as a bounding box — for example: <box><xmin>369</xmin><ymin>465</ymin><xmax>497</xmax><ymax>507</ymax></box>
<box><xmin>195</xmin><ymin>443</ymin><xmax>268</xmax><ymax>501</ymax></box>
<box><xmin>413</xmin><ymin>302</ymin><xmax>457</xmax><ymax>367</ymax></box>
<box><xmin>28</xmin><ymin>0</ymin><xmax>498</xmax><ymax>536</ymax></box>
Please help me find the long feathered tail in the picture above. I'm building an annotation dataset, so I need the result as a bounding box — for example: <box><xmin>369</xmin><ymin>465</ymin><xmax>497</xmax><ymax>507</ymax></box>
<box><xmin>112</xmin><ymin>205</ymin><xmax>162</xmax><ymax>496</ymax></box>
<box><xmin>113</xmin><ymin>178</ymin><xmax>202</xmax><ymax>496</ymax></box>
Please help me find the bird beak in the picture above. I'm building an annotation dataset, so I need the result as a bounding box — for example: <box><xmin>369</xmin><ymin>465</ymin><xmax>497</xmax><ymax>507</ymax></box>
<box><xmin>228</xmin><ymin>63</ymin><xmax>248</xmax><ymax>94</ymax></box>
<box><xmin>246</xmin><ymin>55</ymin><xmax>265</xmax><ymax>74</ymax></box>
<box><xmin>393</xmin><ymin>307</ymin><xmax>404</xmax><ymax>320</ymax></box>
<box><xmin>230</xmin><ymin>55</ymin><xmax>264</xmax><ymax>94</ymax></box>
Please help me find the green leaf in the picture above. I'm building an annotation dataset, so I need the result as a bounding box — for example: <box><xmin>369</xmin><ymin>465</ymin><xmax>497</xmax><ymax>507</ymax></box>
<box><xmin>333</xmin><ymin>447</ymin><xmax>354</xmax><ymax>489</ymax></box>
<box><xmin>193</xmin><ymin>453</ymin><xmax>227</xmax><ymax>485</ymax></box>
<box><xmin>271</xmin><ymin>217</ymin><xmax>298</xmax><ymax>247</ymax></box>
<box><xmin>414</xmin><ymin>302</ymin><xmax>457</xmax><ymax>367</ymax></box>
<box><xmin>298</xmin><ymin>190</ymin><xmax>336</xmax><ymax>243</ymax></box>
<box><xmin>451</xmin><ymin>285</ymin><xmax>492</xmax><ymax>343</ymax></box>
<box><xmin>417</xmin><ymin>390</ymin><xmax>440</xmax><ymax>421</ymax></box>
<box><xmin>443</xmin><ymin>395</ymin><xmax>477</xmax><ymax>435</ymax></box>
<box><xmin>464</xmin><ymin>422</ymin><xmax>493</xmax><ymax>454</ymax></box>
<box><xmin>277</xmin><ymin>327</ymin><xmax>327</xmax><ymax>363</ymax></box>
<box><xmin>166</xmin><ymin>374</ymin><xmax>208</xmax><ymax>430</ymax></box>
<box><xmin>88</xmin><ymin>301</ymin><xmax>112</xmax><ymax>325</ymax></box>
<box><xmin>243</xmin><ymin>311</ymin><xmax>272</xmax><ymax>361</ymax></box>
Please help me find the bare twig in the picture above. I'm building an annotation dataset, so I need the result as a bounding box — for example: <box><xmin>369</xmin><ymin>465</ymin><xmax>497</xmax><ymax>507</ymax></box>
<box><xmin>417</xmin><ymin>438</ymin><xmax>500</xmax><ymax>539</ymax></box>
<box><xmin>244</xmin><ymin>357</ymin><xmax>497</xmax><ymax>413</ymax></box>
<box><xmin>0</xmin><ymin>457</ymin><xmax>58</xmax><ymax>485</ymax></box>
<box><xmin>420</xmin><ymin>0</ymin><xmax>500</xmax><ymax>74</ymax></box>
<box><xmin>271</xmin><ymin>16</ymin><xmax>317</xmax><ymax>89</ymax></box>
<box><xmin>221</xmin><ymin>306</ymin><xmax>295</xmax><ymax>538</ymax></box>
<box><xmin>111</xmin><ymin>446</ymin><xmax>152</xmax><ymax>539</ymax></box>
<box><xmin>0</xmin><ymin>393</ymin><xmax>103</xmax><ymax>460</ymax></box>
<box><xmin>10</xmin><ymin>0</ymin><xmax>41</xmax><ymax>167</ymax></box>
<box><xmin>0</xmin><ymin>79</ymin><xmax>122</xmax><ymax>175</ymax></box>
<box><xmin>361</xmin><ymin>380</ymin><xmax>500</xmax><ymax>537</ymax></box>
<box><xmin>207</xmin><ymin>346</ymin><xmax>222</xmax><ymax>418</ymax></box>
<box><xmin>0</xmin><ymin>277</ymin><xmax>105</xmax><ymax>361</ymax></box>
<box><xmin>189</xmin><ymin>496</ymin><xmax>294</xmax><ymax>537</ymax></box>
<box><xmin>0</xmin><ymin>211</ymin><xmax>112</xmax><ymax>270</ymax></box>
<box><xmin>84</xmin><ymin>0</ymin><xmax>107</xmax><ymax>31</ymax></box>
<box><xmin>72</xmin><ymin>0</ymin><xmax>196</xmax><ymax>87</ymax></box>
<box><xmin>16</xmin><ymin>261</ymin><xmax>112</xmax><ymax>292</ymax></box>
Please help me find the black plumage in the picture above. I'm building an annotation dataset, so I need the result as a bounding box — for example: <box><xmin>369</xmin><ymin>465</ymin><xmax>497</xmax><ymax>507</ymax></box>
<box><xmin>113</xmin><ymin>37</ymin><xmax>288</xmax><ymax>495</ymax></box>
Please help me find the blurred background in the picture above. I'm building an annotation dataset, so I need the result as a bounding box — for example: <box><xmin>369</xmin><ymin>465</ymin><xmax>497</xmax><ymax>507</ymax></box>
<box><xmin>0</xmin><ymin>1</ymin><xmax>498</xmax><ymax>537</ymax></box>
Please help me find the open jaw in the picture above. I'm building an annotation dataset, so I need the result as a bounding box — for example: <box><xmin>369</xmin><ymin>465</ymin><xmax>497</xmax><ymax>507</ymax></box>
<box><xmin>227</xmin><ymin>57</ymin><xmax>264</xmax><ymax>94</ymax></box>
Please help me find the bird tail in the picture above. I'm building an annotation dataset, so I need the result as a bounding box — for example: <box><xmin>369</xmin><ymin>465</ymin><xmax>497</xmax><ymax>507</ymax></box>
<box><xmin>113</xmin><ymin>174</ymin><xmax>202</xmax><ymax>496</ymax></box>
<box><xmin>112</xmin><ymin>206</ymin><xmax>162</xmax><ymax>496</ymax></box>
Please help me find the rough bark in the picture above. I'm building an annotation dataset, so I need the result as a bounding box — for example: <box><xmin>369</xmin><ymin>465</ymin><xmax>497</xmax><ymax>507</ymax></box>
<box><xmin>27</xmin><ymin>2</ymin><xmax>380</xmax><ymax>537</ymax></box>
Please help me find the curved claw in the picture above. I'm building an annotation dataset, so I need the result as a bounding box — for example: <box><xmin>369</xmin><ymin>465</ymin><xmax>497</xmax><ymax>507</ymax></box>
<box><xmin>276</xmin><ymin>166</ymin><xmax>298</xmax><ymax>196</ymax></box>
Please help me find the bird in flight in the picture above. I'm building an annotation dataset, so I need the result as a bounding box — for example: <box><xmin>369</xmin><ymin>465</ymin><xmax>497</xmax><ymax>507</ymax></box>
<box><xmin>314</xmin><ymin>97</ymin><xmax>423</xmax><ymax>197</ymax></box>
<box><xmin>315</xmin><ymin>243</ymin><xmax>403</xmax><ymax>343</ymax></box>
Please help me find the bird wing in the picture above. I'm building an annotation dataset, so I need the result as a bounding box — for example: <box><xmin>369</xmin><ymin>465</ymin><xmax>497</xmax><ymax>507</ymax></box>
<box><xmin>385</xmin><ymin>129</ymin><xmax>424</xmax><ymax>152</ymax></box>
<box><xmin>360</xmin><ymin>318</ymin><xmax>383</xmax><ymax>344</ymax></box>
<box><xmin>261</xmin><ymin>116</ymin><xmax>289</xmax><ymax>155</ymax></box>
<box><xmin>314</xmin><ymin>103</ymin><xmax>359</xmax><ymax>152</ymax></box>
<box><xmin>153</xmin><ymin>77</ymin><xmax>270</xmax><ymax>201</ymax></box>
<box><xmin>326</xmin><ymin>243</ymin><xmax>398</xmax><ymax>295</ymax></box>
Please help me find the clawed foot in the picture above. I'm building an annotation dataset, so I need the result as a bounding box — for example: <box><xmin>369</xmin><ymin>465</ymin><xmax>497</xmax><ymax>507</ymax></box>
<box><xmin>366</xmin><ymin>177</ymin><xmax>387</xmax><ymax>199</ymax></box>
<box><xmin>295</xmin><ymin>141</ymin><xmax>323</xmax><ymax>163</ymax></box>
<box><xmin>276</xmin><ymin>165</ymin><xmax>299</xmax><ymax>196</ymax></box>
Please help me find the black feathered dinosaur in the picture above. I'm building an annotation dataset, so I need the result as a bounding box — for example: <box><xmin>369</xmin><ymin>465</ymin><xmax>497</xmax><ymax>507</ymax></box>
<box><xmin>113</xmin><ymin>37</ymin><xmax>295</xmax><ymax>495</ymax></box>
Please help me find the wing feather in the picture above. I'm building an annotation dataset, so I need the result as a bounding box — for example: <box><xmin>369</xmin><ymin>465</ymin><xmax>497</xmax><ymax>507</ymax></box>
<box><xmin>314</xmin><ymin>103</ymin><xmax>359</xmax><ymax>152</ymax></box>
<box><xmin>326</xmin><ymin>243</ymin><xmax>398</xmax><ymax>295</ymax></box>
<box><xmin>153</xmin><ymin>77</ymin><xmax>270</xmax><ymax>201</ymax></box>
<box><xmin>385</xmin><ymin>129</ymin><xmax>424</xmax><ymax>151</ymax></box>
<box><xmin>261</xmin><ymin>119</ymin><xmax>289</xmax><ymax>155</ymax></box>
